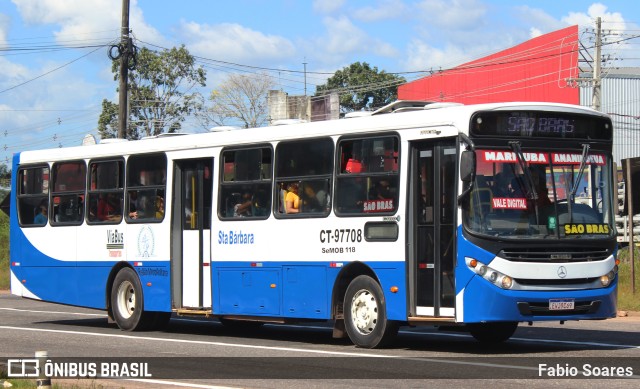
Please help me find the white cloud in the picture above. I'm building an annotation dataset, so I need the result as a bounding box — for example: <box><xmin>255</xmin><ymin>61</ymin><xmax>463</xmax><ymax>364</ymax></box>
<box><xmin>0</xmin><ymin>13</ymin><xmax>10</xmax><ymax>45</ymax></box>
<box><xmin>13</xmin><ymin>0</ymin><xmax>120</xmax><ymax>38</ymax></box>
<box><xmin>321</xmin><ymin>16</ymin><xmax>368</xmax><ymax>55</ymax></box>
<box><xmin>402</xmin><ymin>38</ymin><xmax>472</xmax><ymax>72</ymax></box>
<box><xmin>416</xmin><ymin>0</ymin><xmax>487</xmax><ymax>30</ymax></box>
<box><xmin>178</xmin><ymin>21</ymin><xmax>296</xmax><ymax>63</ymax></box>
<box><xmin>529</xmin><ymin>27</ymin><xmax>543</xmax><ymax>39</ymax></box>
<box><xmin>562</xmin><ymin>3</ymin><xmax>625</xmax><ymax>26</ymax></box>
<box><xmin>0</xmin><ymin>56</ymin><xmax>30</xmax><ymax>83</ymax></box>
<box><xmin>11</xmin><ymin>0</ymin><xmax>165</xmax><ymax>46</ymax></box>
<box><xmin>306</xmin><ymin>16</ymin><xmax>399</xmax><ymax>68</ymax></box>
<box><xmin>312</xmin><ymin>0</ymin><xmax>346</xmax><ymax>14</ymax></box>
<box><xmin>352</xmin><ymin>0</ymin><xmax>408</xmax><ymax>22</ymax></box>
<box><xmin>514</xmin><ymin>5</ymin><xmax>567</xmax><ymax>35</ymax></box>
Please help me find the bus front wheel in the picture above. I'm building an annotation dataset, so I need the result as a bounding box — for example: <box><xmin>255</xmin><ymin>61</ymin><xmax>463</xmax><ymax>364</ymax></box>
<box><xmin>111</xmin><ymin>267</ymin><xmax>153</xmax><ymax>331</ymax></box>
<box><xmin>468</xmin><ymin>321</ymin><xmax>518</xmax><ymax>343</ymax></box>
<box><xmin>343</xmin><ymin>275</ymin><xmax>398</xmax><ymax>348</ymax></box>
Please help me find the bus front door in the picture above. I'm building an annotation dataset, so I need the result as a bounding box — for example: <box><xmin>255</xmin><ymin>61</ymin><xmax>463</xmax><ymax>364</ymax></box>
<box><xmin>409</xmin><ymin>140</ymin><xmax>457</xmax><ymax>317</ymax></box>
<box><xmin>171</xmin><ymin>159</ymin><xmax>213</xmax><ymax>310</ymax></box>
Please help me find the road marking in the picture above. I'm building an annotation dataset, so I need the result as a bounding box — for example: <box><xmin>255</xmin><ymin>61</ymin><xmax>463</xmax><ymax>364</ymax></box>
<box><xmin>0</xmin><ymin>308</ymin><xmax>640</xmax><ymax>355</ymax></box>
<box><xmin>2</xmin><ymin>324</ymin><xmax>640</xmax><ymax>381</ymax></box>
<box><xmin>125</xmin><ymin>378</ymin><xmax>235</xmax><ymax>388</ymax></box>
<box><xmin>0</xmin><ymin>307</ymin><xmax>106</xmax><ymax>317</ymax></box>
<box><xmin>3</xmin><ymin>306</ymin><xmax>640</xmax><ymax>350</ymax></box>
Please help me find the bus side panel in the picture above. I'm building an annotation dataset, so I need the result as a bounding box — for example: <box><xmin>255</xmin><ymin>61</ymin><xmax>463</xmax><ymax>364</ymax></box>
<box><xmin>372</xmin><ymin>265</ymin><xmax>407</xmax><ymax>321</ymax></box>
<box><xmin>283</xmin><ymin>265</ymin><xmax>328</xmax><ymax>318</ymax></box>
<box><xmin>10</xmin><ymin>223</ymin><xmax>80</xmax><ymax>304</ymax></box>
<box><xmin>211</xmin><ymin>261</ymin><xmax>407</xmax><ymax>321</ymax></box>
<box><xmin>216</xmin><ymin>266</ymin><xmax>281</xmax><ymax>316</ymax></box>
<box><xmin>134</xmin><ymin>262</ymin><xmax>172</xmax><ymax>312</ymax></box>
<box><xmin>11</xmin><ymin>265</ymin><xmax>78</xmax><ymax>305</ymax></box>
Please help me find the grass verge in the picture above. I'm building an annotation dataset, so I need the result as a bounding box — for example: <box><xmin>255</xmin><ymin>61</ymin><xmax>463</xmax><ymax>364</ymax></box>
<box><xmin>617</xmin><ymin>245</ymin><xmax>640</xmax><ymax>312</ymax></box>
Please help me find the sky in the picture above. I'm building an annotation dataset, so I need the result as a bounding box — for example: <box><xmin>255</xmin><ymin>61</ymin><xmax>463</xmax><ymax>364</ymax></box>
<box><xmin>0</xmin><ymin>0</ymin><xmax>639</xmax><ymax>165</ymax></box>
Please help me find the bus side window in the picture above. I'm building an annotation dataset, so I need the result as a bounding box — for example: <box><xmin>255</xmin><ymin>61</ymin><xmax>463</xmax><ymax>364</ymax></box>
<box><xmin>219</xmin><ymin>146</ymin><xmax>273</xmax><ymax>220</ymax></box>
<box><xmin>274</xmin><ymin>138</ymin><xmax>333</xmax><ymax>217</ymax></box>
<box><xmin>17</xmin><ymin>166</ymin><xmax>50</xmax><ymax>227</ymax></box>
<box><xmin>87</xmin><ymin>159</ymin><xmax>124</xmax><ymax>224</ymax></box>
<box><xmin>126</xmin><ymin>153</ymin><xmax>167</xmax><ymax>223</ymax></box>
<box><xmin>50</xmin><ymin>161</ymin><xmax>86</xmax><ymax>225</ymax></box>
<box><xmin>335</xmin><ymin>135</ymin><xmax>399</xmax><ymax>216</ymax></box>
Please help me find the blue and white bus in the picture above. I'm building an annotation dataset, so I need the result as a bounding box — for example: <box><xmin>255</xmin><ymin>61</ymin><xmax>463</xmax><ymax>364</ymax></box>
<box><xmin>8</xmin><ymin>101</ymin><xmax>618</xmax><ymax>348</ymax></box>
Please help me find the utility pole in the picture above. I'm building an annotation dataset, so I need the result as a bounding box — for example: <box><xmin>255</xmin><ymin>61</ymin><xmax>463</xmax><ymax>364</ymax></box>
<box><xmin>118</xmin><ymin>0</ymin><xmax>130</xmax><ymax>139</ymax></box>
<box><xmin>303</xmin><ymin>60</ymin><xmax>307</xmax><ymax>96</ymax></box>
<box><xmin>592</xmin><ymin>16</ymin><xmax>602</xmax><ymax>111</ymax></box>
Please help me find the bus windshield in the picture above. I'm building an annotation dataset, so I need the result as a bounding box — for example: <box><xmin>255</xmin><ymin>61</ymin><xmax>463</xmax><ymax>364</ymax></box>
<box><xmin>463</xmin><ymin>148</ymin><xmax>615</xmax><ymax>240</ymax></box>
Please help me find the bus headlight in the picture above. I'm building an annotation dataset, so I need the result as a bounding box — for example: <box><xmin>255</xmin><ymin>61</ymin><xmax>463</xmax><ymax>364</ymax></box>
<box><xmin>465</xmin><ymin>257</ymin><xmax>513</xmax><ymax>289</ymax></box>
<box><xmin>600</xmin><ymin>271</ymin><xmax>616</xmax><ymax>287</ymax></box>
<box><xmin>501</xmin><ymin>276</ymin><xmax>513</xmax><ymax>289</ymax></box>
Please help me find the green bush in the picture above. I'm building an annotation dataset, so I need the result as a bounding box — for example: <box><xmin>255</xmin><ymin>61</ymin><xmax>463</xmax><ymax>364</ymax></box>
<box><xmin>617</xmin><ymin>245</ymin><xmax>640</xmax><ymax>312</ymax></box>
<box><xmin>0</xmin><ymin>209</ymin><xmax>8</xmax><ymax>290</ymax></box>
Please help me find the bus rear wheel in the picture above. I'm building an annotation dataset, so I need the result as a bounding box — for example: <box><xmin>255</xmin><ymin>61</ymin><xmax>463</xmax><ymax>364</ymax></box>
<box><xmin>111</xmin><ymin>267</ymin><xmax>153</xmax><ymax>331</ymax></box>
<box><xmin>468</xmin><ymin>322</ymin><xmax>518</xmax><ymax>343</ymax></box>
<box><xmin>344</xmin><ymin>275</ymin><xmax>398</xmax><ymax>348</ymax></box>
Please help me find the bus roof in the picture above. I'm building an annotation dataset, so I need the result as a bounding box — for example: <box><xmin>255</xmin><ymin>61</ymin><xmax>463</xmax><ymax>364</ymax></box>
<box><xmin>16</xmin><ymin>101</ymin><xmax>608</xmax><ymax>164</ymax></box>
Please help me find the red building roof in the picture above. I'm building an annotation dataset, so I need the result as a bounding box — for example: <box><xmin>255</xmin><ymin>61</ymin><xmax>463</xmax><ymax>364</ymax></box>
<box><xmin>398</xmin><ymin>25</ymin><xmax>580</xmax><ymax>104</ymax></box>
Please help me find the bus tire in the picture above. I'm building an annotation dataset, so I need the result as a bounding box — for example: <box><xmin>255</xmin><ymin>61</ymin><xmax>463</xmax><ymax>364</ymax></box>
<box><xmin>344</xmin><ymin>275</ymin><xmax>398</xmax><ymax>348</ymax></box>
<box><xmin>468</xmin><ymin>321</ymin><xmax>518</xmax><ymax>343</ymax></box>
<box><xmin>111</xmin><ymin>267</ymin><xmax>152</xmax><ymax>331</ymax></box>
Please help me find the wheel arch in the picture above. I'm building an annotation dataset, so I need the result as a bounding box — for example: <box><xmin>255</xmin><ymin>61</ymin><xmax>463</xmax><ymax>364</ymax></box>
<box><xmin>331</xmin><ymin>261</ymin><xmax>380</xmax><ymax>320</ymax></box>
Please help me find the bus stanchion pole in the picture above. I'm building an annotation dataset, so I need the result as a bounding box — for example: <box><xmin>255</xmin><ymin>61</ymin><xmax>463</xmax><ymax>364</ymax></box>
<box><xmin>35</xmin><ymin>351</ymin><xmax>51</xmax><ymax>389</ymax></box>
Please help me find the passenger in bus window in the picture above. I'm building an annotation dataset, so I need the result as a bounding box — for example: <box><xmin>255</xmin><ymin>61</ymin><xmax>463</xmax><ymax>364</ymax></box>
<box><xmin>491</xmin><ymin>172</ymin><xmax>510</xmax><ymax>198</ymax></box>
<box><xmin>233</xmin><ymin>192</ymin><xmax>252</xmax><ymax>217</ymax></box>
<box><xmin>34</xmin><ymin>201</ymin><xmax>48</xmax><ymax>225</ymax></box>
<box><xmin>336</xmin><ymin>178</ymin><xmax>365</xmax><ymax>213</ymax></box>
<box><xmin>97</xmin><ymin>193</ymin><xmax>122</xmax><ymax>222</ymax></box>
<box><xmin>155</xmin><ymin>196</ymin><xmax>165</xmax><ymax>219</ymax></box>
<box><xmin>302</xmin><ymin>182</ymin><xmax>329</xmax><ymax>212</ymax></box>
<box><xmin>531</xmin><ymin>168</ymin><xmax>552</xmax><ymax>208</ymax></box>
<box><xmin>128</xmin><ymin>191</ymin><xmax>139</xmax><ymax>219</ymax></box>
<box><xmin>369</xmin><ymin>179</ymin><xmax>392</xmax><ymax>200</ymax></box>
<box><xmin>284</xmin><ymin>183</ymin><xmax>300</xmax><ymax>213</ymax></box>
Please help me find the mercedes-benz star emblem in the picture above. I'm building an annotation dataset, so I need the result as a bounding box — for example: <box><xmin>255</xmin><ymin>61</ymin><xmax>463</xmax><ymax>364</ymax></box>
<box><xmin>557</xmin><ymin>266</ymin><xmax>567</xmax><ymax>278</ymax></box>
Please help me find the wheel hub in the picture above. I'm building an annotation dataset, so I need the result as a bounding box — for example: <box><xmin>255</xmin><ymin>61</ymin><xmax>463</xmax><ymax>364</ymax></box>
<box><xmin>116</xmin><ymin>280</ymin><xmax>136</xmax><ymax>319</ymax></box>
<box><xmin>350</xmin><ymin>289</ymin><xmax>378</xmax><ymax>335</ymax></box>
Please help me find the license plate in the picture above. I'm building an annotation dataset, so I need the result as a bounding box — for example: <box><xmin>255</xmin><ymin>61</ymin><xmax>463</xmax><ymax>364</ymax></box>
<box><xmin>549</xmin><ymin>298</ymin><xmax>575</xmax><ymax>311</ymax></box>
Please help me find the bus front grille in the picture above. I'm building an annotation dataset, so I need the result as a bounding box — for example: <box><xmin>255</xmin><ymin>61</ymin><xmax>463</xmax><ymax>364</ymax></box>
<box><xmin>499</xmin><ymin>247</ymin><xmax>610</xmax><ymax>263</ymax></box>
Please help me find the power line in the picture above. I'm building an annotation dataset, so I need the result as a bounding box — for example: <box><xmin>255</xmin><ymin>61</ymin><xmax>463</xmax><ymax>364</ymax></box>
<box><xmin>0</xmin><ymin>45</ymin><xmax>107</xmax><ymax>94</ymax></box>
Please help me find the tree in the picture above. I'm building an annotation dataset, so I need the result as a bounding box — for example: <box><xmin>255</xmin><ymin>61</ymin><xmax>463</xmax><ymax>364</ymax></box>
<box><xmin>315</xmin><ymin>62</ymin><xmax>406</xmax><ymax>112</ymax></box>
<box><xmin>196</xmin><ymin>72</ymin><xmax>275</xmax><ymax>129</ymax></box>
<box><xmin>99</xmin><ymin>45</ymin><xmax>206</xmax><ymax>140</ymax></box>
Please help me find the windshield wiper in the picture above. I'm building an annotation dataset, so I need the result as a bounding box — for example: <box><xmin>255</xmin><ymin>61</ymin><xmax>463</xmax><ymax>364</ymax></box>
<box><xmin>509</xmin><ymin>141</ymin><xmax>542</xmax><ymax>227</ymax></box>
<box><xmin>570</xmin><ymin>143</ymin><xmax>590</xmax><ymax>201</ymax></box>
<box><xmin>508</xmin><ymin>141</ymin><xmax>537</xmax><ymax>201</ymax></box>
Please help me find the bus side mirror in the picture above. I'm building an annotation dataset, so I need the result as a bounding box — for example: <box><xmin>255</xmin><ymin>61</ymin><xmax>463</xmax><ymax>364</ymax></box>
<box><xmin>458</xmin><ymin>150</ymin><xmax>475</xmax><ymax>205</ymax></box>
<box><xmin>460</xmin><ymin>150</ymin><xmax>475</xmax><ymax>183</ymax></box>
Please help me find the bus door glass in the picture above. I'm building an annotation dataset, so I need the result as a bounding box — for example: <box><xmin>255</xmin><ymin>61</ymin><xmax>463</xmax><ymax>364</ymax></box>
<box><xmin>410</xmin><ymin>140</ymin><xmax>457</xmax><ymax>317</ymax></box>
